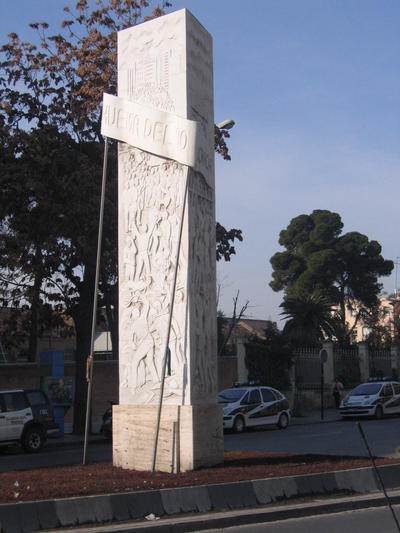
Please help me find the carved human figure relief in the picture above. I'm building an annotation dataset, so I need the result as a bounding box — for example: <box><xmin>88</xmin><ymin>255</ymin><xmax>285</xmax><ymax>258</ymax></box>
<box><xmin>123</xmin><ymin>235</ymin><xmax>137</xmax><ymax>280</ymax></box>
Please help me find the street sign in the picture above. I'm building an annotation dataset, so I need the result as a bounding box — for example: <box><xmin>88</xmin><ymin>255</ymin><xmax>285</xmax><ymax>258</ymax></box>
<box><xmin>320</xmin><ymin>348</ymin><xmax>328</xmax><ymax>364</ymax></box>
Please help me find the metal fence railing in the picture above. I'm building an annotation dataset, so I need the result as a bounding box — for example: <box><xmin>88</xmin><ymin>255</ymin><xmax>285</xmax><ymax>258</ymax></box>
<box><xmin>294</xmin><ymin>347</ymin><xmax>321</xmax><ymax>389</ymax></box>
<box><xmin>369</xmin><ymin>349</ymin><xmax>392</xmax><ymax>378</ymax></box>
<box><xmin>333</xmin><ymin>345</ymin><xmax>360</xmax><ymax>388</ymax></box>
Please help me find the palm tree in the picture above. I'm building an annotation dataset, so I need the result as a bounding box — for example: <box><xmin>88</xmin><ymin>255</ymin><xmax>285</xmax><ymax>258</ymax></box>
<box><xmin>280</xmin><ymin>292</ymin><xmax>338</xmax><ymax>346</ymax></box>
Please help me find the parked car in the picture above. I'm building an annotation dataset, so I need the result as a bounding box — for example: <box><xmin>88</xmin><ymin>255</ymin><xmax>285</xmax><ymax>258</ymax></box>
<box><xmin>340</xmin><ymin>379</ymin><xmax>400</xmax><ymax>419</ymax></box>
<box><xmin>0</xmin><ymin>389</ymin><xmax>59</xmax><ymax>452</ymax></box>
<box><xmin>218</xmin><ymin>384</ymin><xmax>291</xmax><ymax>433</ymax></box>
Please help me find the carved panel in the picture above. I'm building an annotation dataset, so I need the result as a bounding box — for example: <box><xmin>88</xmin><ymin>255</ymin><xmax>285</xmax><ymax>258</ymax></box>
<box><xmin>119</xmin><ymin>145</ymin><xmax>188</xmax><ymax>404</ymax></box>
<box><xmin>118</xmin><ymin>10</ymin><xmax>186</xmax><ymax>116</ymax></box>
<box><xmin>188</xmin><ymin>173</ymin><xmax>217</xmax><ymax>401</ymax></box>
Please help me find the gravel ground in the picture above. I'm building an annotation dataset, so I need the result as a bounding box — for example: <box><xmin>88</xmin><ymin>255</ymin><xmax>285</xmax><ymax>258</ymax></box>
<box><xmin>1</xmin><ymin>451</ymin><xmax>399</xmax><ymax>504</ymax></box>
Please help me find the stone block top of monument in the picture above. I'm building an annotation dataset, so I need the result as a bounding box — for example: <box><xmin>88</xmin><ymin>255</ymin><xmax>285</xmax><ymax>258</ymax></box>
<box><xmin>117</xmin><ymin>8</ymin><xmax>215</xmax><ymax>188</ymax></box>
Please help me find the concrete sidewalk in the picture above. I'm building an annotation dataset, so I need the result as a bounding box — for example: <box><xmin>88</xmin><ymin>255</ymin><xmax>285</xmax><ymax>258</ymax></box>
<box><xmin>292</xmin><ymin>408</ymin><xmax>341</xmax><ymax>425</ymax></box>
<box><xmin>58</xmin><ymin>490</ymin><xmax>400</xmax><ymax>533</ymax></box>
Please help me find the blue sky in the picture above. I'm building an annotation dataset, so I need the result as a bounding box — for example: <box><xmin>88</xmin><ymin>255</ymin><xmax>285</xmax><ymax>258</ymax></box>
<box><xmin>1</xmin><ymin>1</ymin><xmax>399</xmax><ymax>325</ymax></box>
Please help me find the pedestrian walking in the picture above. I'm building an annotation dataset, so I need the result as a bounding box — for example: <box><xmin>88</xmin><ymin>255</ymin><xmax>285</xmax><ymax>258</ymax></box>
<box><xmin>332</xmin><ymin>377</ymin><xmax>344</xmax><ymax>409</ymax></box>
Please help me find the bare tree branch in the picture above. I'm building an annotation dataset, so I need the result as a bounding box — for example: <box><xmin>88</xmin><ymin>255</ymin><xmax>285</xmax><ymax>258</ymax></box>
<box><xmin>218</xmin><ymin>290</ymin><xmax>249</xmax><ymax>356</ymax></box>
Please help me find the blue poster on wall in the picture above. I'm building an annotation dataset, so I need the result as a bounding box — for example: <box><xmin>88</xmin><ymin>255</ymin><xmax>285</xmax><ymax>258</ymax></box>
<box><xmin>40</xmin><ymin>351</ymin><xmax>74</xmax><ymax>436</ymax></box>
<box><xmin>42</xmin><ymin>376</ymin><xmax>74</xmax><ymax>407</ymax></box>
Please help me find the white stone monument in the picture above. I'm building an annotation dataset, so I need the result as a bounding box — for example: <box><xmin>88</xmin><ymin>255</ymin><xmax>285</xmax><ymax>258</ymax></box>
<box><xmin>103</xmin><ymin>9</ymin><xmax>223</xmax><ymax>472</ymax></box>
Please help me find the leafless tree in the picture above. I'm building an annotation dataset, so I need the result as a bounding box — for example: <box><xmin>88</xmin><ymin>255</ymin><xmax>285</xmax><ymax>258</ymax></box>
<box><xmin>218</xmin><ymin>290</ymin><xmax>249</xmax><ymax>356</ymax></box>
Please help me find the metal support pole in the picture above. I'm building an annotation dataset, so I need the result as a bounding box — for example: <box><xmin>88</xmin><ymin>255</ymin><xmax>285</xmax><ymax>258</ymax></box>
<box><xmin>152</xmin><ymin>173</ymin><xmax>189</xmax><ymax>472</ymax></box>
<box><xmin>357</xmin><ymin>422</ymin><xmax>400</xmax><ymax>532</ymax></box>
<box><xmin>320</xmin><ymin>362</ymin><xmax>324</xmax><ymax>421</ymax></box>
<box><xmin>83</xmin><ymin>137</ymin><xmax>109</xmax><ymax>465</ymax></box>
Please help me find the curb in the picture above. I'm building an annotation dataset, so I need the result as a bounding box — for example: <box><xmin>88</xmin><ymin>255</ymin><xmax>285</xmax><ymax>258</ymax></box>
<box><xmin>64</xmin><ymin>491</ymin><xmax>400</xmax><ymax>532</ymax></box>
<box><xmin>46</xmin><ymin>435</ymin><xmax>106</xmax><ymax>449</ymax></box>
<box><xmin>1</xmin><ymin>463</ymin><xmax>400</xmax><ymax>532</ymax></box>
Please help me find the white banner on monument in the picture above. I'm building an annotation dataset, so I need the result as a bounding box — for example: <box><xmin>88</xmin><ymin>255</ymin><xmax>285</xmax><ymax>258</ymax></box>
<box><xmin>101</xmin><ymin>93</ymin><xmax>198</xmax><ymax>168</ymax></box>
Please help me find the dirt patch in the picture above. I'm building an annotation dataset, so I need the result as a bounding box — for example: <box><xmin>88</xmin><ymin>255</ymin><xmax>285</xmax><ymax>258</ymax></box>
<box><xmin>1</xmin><ymin>451</ymin><xmax>399</xmax><ymax>504</ymax></box>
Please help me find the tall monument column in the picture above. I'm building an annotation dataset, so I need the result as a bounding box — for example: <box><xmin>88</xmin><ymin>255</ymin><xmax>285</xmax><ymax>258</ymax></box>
<box><xmin>110</xmin><ymin>9</ymin><xmax>223</xmax><ymax>472</ymax></box>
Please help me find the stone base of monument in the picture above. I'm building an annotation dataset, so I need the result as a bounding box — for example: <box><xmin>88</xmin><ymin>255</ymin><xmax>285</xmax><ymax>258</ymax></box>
<box><xmin>112</xmin><ymin>404</ymin><xmax>224</xmax><ymax>472</ymax></box>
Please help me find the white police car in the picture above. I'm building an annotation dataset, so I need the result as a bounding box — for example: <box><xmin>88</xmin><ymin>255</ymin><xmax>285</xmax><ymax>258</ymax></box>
<box><xmin>0</xmin><ymin>389</ymin><xmax>59</xmax><ymax>452</ymax></box>
<box><xmin>218</xmin><ymin>383</ymin><xmax>291</xmax><ymax>433</ymax></box>
<box><xmin>340</xmin><ymin>379</ymin><xmax>400</xmax><ymax>419</ymax></box>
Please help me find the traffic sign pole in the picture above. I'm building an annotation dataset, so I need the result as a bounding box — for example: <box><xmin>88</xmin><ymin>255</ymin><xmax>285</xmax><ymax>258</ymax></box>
<box><xmin>320</xmin><ymin>361</ymin><xmax>324</xmax><ymax>421</ymax></box>
<box><xmin>319</xmin><ymin>348</ymin><xmax>328</xmax><ymax>421</ymax></box>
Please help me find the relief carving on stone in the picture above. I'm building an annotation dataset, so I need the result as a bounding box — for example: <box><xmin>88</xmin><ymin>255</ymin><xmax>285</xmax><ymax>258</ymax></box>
<box><xmin>119</xmin><ymin>145</ymin><xmax>188</xmax><ymax>404</ymax></box>
<box><xmin>189</xmin><ymin>174</ymin><xmax>217</xmax><ymax>400</ymax></box>
<box><xmin>119</xmin><ymin>144</ymin><xmax>216</xmax><ymax>404</ymax></box>
<box><xmin>118</xmin><ymin>11</ymin><xmax>186</xmax><ymax>115</ymax></box>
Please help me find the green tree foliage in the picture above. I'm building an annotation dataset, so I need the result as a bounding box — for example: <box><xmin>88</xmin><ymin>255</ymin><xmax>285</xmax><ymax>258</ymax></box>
<box><xmin>245</xmin><ymin>322</ymin><xmax>292</xmax><ymax>390</ymax></box>
<box><xmin>216</xmin><ymin>223</ymin><xmax>243</xmax><ymax>262</ymax></box>
<box><xmin>270</xmin><ymin>210</ymin><xmax>393</xmax><ymax>344</ymax></box>
<box><xmin>362</xmin><ymin>304</ymin><xmax>392</xmax><ymax>349</ymax></box>
<box><xmin>0</xmin><ymin>126</ymin><xmax>84</xmax><ymax>359</ymax></box>
<box><xmin>280</xmin><ymin>292</ymin><xmax>339</xmax><ymax>347</ymax></box>
<box><xmin>360</xmin><ymin>298</ymin><xmax>400</xmax><ymax>350</ymax></box>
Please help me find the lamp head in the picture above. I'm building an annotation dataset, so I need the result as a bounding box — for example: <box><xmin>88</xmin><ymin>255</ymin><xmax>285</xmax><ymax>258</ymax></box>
<box><xmin>216</xmin><ymin>119</ymin><xmax>235</xmax><ymax>130</ymax></box>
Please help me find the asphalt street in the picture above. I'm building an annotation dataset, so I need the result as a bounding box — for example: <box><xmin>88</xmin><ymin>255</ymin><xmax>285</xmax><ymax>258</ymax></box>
<box><xmin>0</xmin><ymin>439</ymin><xmax>111</xmax><ymax>472</ymax></box>
<box><xmin>206</xmin><ymin>504</ymin><xmax>400</xmax><ymax>533</ymax></box>
<box><xmin>1</xmin><ymin>415</ymin><xmax>400</xmax><ymax>472</ymax></box>
<box><xmin>224</xmin><ymin>416</ymin><xmax>400</xmax><ymax>458</ymax></box>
